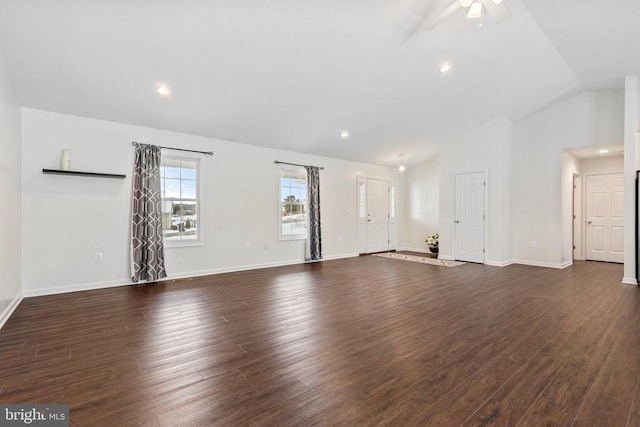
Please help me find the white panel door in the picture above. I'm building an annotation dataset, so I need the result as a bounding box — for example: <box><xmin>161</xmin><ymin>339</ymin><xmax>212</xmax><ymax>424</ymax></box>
<box><xmin>388</xmin><ymin>182</ymin><xmax>398</xmax><ymax>250</ymax></box>
<box><xmin>586</xmin><ymin>173</ymin><xmax>624</xmax><ymax>263</ymax></box>
<box><xmin>454</xmin><ymin>172</ymin><xmax>485</xmax><ymax>263</ymax></box>
<box><xmin>357</xmin><ymin>176</ymin><xmax>368</xmax><ymax>254</ymax></box>
<box><xmin>366</xmin><ymin>178</ymin><xmax>389</xmax><ymax>253</ymax></box>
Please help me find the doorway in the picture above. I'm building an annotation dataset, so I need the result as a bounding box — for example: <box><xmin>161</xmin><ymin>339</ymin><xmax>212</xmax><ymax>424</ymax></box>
<box><xmin>454</xmin><ymin>172</ymin><xmax>486</xmax><ymax>263</ymax></box>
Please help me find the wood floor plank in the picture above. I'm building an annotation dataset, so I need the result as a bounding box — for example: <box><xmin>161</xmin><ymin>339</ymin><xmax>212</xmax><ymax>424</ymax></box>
<box><xmin>408</xmin><ymin>357</ymin><xmax>522</xmax><ymax>426</ymax></box>
<box><xmin>0</xmin><ymin>257</ymin><xmax>635</xmax><ymax>425</ymax></box>
<box><xmin>516</xmin><ymin>397</ymin><xmax>576</xmax><ymax>427</ymax></box>
<box><xmin>572</xmin><ymin>329</ymin><xmax>640</xmax><ymax>426</ymax></box>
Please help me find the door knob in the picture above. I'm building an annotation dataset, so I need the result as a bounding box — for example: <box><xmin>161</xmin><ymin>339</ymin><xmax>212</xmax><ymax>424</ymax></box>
<box><xmin>367</xmin><ymin>219</ymin><xmax>372</xmax><ymax>222</ymax></box>
<box><xmin>454</xmin><ymin>220</ymin><xmax>460</xmax><ymax>224</ymax></box>
<box><xmin>587</xmin><ymin>221</ymin><xmax>592</xmax><ymax>224</ymax></box>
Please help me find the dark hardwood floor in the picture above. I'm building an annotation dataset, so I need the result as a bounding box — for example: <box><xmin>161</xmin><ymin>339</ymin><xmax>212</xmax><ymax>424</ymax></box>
<box><xmin>1</xmin><ymin>256</ymin><xmax>639</xmax><ymax>426</ymax></box>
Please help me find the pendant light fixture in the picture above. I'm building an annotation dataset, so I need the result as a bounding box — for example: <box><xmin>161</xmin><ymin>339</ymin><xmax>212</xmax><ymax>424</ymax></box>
<box><xmin>398</xmin><ymin>153</ymin><xmax>406</xmax><ymax>172</ymax></box>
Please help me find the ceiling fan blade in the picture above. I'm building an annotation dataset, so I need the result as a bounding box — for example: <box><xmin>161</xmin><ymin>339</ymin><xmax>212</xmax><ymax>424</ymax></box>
<box><xmin>403</xmin><ymin>2</ymin><xmax>435</xmax><ymax>39</ymax></box>
<box><xmin>480</xmin><ymin>0</ymin><xmax>511</xmax><ymax>21</ymax></box>
<box><xmin>422</xmin><ymin>1</ymin><xmax>463</xmax><ymax>31</ymax></box>
<box><xmin>403</xmin><ymin>0</ymin><xmax>457</xmax><ymax>38</ymax></box>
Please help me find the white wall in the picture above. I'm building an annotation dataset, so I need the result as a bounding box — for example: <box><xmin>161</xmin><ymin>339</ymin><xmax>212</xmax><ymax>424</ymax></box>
<box><xmin>580</xmin><ymin>155</ymin><xmax>624</xmax><ymax>175</ymax></box>
<box><xmin>438</xmin><ymin>117</ymin><xmax>513</xmax><ymax>266</ymax></box>
<box><xmin>21</xmin><ymin>108</ymin><xmax>398</xmax><ymax>296</ymax></box>
<box><xmin>512</xmin><ymin>90</ymin><xmax>624</xmax><ymax>268</ymax></box>
<box><xmin>623</xmin><ymin>76</ymin><xmax>639</xmax><ymax>284</ymax></box>
<box><xmin>0</xmin><ymin>48</ymin><xmax>22</xmax><ymax>325</ymax></box>
<box><xmin>400</xmin><ymin>156</ymin><xmax>439</xmax><ymax>252</ymax></box>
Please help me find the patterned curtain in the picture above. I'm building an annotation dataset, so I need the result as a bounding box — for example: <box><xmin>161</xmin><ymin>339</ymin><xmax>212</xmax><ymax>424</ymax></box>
<box><xmin>131</xmin><ymin>144</ymin><xmax>167</xmax><ymax>282</ymax></box>
<box><xmin>305</xmin><ymin>166</ymin><xmax>322</xmax><ymax>261</ymax></box>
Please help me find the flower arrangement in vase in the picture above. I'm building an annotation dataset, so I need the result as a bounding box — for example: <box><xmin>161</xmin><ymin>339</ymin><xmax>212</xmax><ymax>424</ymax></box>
<box><xmin>425</xmin><ymin>233</ymin><xmax>439</xmax><ymax>254</ymax></box>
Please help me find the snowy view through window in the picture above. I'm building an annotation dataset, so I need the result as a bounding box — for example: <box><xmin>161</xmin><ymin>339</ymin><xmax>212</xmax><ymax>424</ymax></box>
<box><xmin>280</xmin><ymin>167</ymin><xmax>307</xmax><ymax>239</ymax></box>
<box><xmin>160</xmin><ymin>157</ymin><xmax>198</xmax><ymax>241</ymax></box>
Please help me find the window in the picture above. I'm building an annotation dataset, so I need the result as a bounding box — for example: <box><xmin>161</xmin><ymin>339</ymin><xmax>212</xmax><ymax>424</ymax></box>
<box><xmin>389</xmin><ymin>184</ymin><xmax>396</xmax><ymax>219</ymax></box>
<box><xmin>359</xmin><ymin>181</ymin><xmax>367</xmax><ymax>218</ymax></box>
<box><xmin>160</xmin><ymin>156</ymin><xmax>201</xmax><ymax>244</ymax></box>
<box><xmin>279</xmin><ymin>166</ymin><xmax>307</xmax><ymax>239</ymax></box>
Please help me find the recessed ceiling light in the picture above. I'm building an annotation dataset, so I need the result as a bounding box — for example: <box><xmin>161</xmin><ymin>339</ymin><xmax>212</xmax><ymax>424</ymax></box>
<box><xmin>157</xmin><ymin>85</ymin><xmax>171</xmax><ymax>96</ymax></box>
<box><xmin>598</xmin><ymin>149</ymin><xmax>609</xmax><ymax>154</ymax></box>
<box><xmin>440</xmin><ymin>64</ymin><xmax>452</xmax><ymax>73</ymax></box>
<box><xmin>340</xmin><ymin>130</ymin><xmax>350</xmax><ymax>139</ymax></box>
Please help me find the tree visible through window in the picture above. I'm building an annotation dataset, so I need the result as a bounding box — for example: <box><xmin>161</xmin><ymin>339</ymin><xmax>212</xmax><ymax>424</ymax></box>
<box><xmin>280</xmin><ymin>166</ymin><xmax>307</xmax><ymax>239</ymax></box>
<box><xmin>160</xmin><ymin>157</ymin><xmax>200</xmax><ymax>242</ymax></box>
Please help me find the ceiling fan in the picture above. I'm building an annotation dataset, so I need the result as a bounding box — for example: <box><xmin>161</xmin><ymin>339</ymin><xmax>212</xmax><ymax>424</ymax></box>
<box><xmin>407</xmin><ymin>0</ymin><xmax>511</xmax><ymax>35</ymax></box>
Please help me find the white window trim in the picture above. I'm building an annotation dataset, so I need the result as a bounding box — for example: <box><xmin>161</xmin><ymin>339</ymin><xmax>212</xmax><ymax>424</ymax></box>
<box><xmin>162</xmin><ymin>151</ymin><xmax>206</xmax><ymax>249</ymax></box>
<box><xmin>278</xmin><ymin>164</ymin><xmax>308</xmax><ymax>241</ymax></box>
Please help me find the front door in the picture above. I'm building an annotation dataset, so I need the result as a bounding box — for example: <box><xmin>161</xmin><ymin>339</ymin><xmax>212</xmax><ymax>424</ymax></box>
<box><xmin>362</xmin><ymin>178</ymin><xmax>389</xmax><ymax>253</ymax></box>
<box><xmin>454</xmin><ymin>172</ymin><xmax>485</xmax><ymax>263</ymax></box>
<box><xmin>585</xmin><ymin>173</ymin><xmax>624</xmax><ymax>263</ymax></box>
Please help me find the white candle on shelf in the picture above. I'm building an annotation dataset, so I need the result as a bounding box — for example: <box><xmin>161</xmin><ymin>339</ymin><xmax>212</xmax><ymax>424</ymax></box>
<box><xmin>60</xmin><ymin>149</ymin><xmax>71</xmax><ymax>170</ymax></box>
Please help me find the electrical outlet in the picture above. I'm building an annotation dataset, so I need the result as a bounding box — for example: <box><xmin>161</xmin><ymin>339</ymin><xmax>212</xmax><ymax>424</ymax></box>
<box><xmin>245</xmin><ymin>242</ymin><xmax>252</xmax><ymax>250</ymax></box>
<box><xmin>530</xmin><ymin>241</ymin><xmax>537</xmax><ymax>248</ymax></box>
<box><xmin>95</xmin><ymin>252</ymin><xmax>103</xmax><ymax>262</ymax></box>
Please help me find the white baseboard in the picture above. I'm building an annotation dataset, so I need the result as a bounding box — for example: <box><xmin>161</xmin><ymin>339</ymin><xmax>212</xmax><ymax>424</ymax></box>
<box><xmin>166</xmin><ymin>253</ymin><xmax>359</xmax><ymax>281</ymax></box>
<box><xmin>512</xmin><ymin>259</ymin><xmax>573</xmax><ymax>269</ymax></box>
<box><xmin>323</xmin><ymin>252</ymin><xmax>360</xmax><ymax>261</ymax></box>
<box><xmin>0</xmin><ymin>294</ymin><xmax>23</xmax><ymax>330</ymax></box>
<box><xmin>486</xmin><ymin>260</ymin><xmax>515</xmax><ymax>267</ymax></box>
<box><xmin>22</xmin><ymin>253</ymin><xmax>362</xmax><ymax>298</ymax></box>
<box><xmin>166</xmin><ymin>259</ymin><xmax>304</xmax><ymax>281</ymax></box>
<box><xmin>622</xmin><ymin>277</ymin><xmax>638</xmax><ymax>285</ymax></box>
<box><xmin>23</xmin><ymin>278</ymin><xmax>133</xmax><ymax>297</ymax></box>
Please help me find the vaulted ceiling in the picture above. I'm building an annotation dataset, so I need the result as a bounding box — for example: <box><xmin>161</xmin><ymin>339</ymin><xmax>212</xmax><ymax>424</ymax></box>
<box><xmin>0</xmin><ymin>0</ymin><xmax>638</xmax><ymax>167</ymax></box>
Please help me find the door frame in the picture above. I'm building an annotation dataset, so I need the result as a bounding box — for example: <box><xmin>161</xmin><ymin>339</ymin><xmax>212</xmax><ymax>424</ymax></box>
<box><xmin>452</xmin><ymin>170</ymin><xmax>488</xmax><ymax>264</ymax></box>
<box><xmin>573</xmin><ymin>173</ymin><xmax>584</xmax><ymax>260</ymax></box>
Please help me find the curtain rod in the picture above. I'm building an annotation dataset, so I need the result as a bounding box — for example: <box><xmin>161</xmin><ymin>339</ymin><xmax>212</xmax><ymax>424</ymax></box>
<box><xmin>132</xmin><ymin>141</ymin><xmax>213</xmax><ymax>156</ymax></box>
<box><xmin>274</xmin><ymin>160</ymin><xmax>324</xmax><ymax>170</ymax></box>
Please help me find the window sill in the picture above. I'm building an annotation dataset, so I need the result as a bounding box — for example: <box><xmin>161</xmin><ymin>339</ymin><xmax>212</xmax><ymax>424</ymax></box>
<box><xmin>279</xmin><ymin>235</ymin><xmax>307</xmax><ymax>242</ymax></box>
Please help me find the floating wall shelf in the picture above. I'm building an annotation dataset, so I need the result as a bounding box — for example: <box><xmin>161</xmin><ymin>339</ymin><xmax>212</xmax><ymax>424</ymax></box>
<box><xmin>42</xmin><ymin>169</ymin><xmax>126</xmax><ymax>179</ymax></box>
